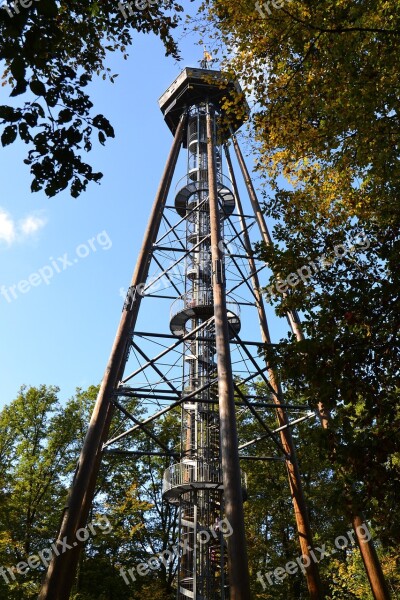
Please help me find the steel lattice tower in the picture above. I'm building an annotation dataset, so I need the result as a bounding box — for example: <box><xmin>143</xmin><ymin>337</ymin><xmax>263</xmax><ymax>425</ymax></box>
<box><xmin>39</xmin><ymin>67</ymin><xmax>324</xmax><ymax>600</ymax></box>
<box><xmin>163</xmin><ymin>100</ymin><xmax>244</xmax><ymax>599</ymax></box>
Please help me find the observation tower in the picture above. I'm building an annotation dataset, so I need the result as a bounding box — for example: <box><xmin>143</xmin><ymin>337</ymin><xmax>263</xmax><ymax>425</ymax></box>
<box><xmin>39</xmin><ymin>67</ymin><xmax>323</xmax><ymax>600</ymax></box>
<box><xmin>160</xmin><ymin>68</ymin><xmax>246</xmax><ymax>599</ymax></box>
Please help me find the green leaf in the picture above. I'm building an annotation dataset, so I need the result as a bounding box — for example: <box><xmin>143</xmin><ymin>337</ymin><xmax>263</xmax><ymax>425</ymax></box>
<box><xmin>18</xmin><ymin>122</ymin><xmax>31</xmax><ymax>143</ymax></box>
<box><xmin>10</xmin><ymin>56</ymin><xmax>26</xmax><ymax>81</ymax></box>
<box><xmin>58</xmin><ymin>109</ymin><xmax>73</xmax><ymax>123</ymax></box>
<box><xmin>10</xmin><ymin>79</ymin><xmax>28</xmax><ymax>96</ymax></box>
<box><xmin>0</xmin><ymin>105</ymin><xmax>21</xmax><ymax>122</ymax></box>
<box><xmin>30</xmin><ymin>80</ymin><xmax>46</xmax><ymax>97</ymax></box>
<box><xmin>92</xmin><ymin>114</ymin><xmax>115</xmax><ymax>138</ymax></box>
<box><xmin>23</xmin><ymin>111</ymin><xmax>38</xmax><ymax>126</ymax></box>
<box><xmin>70</xmin><ymin>176</ymin><xmax>83</xmax><ymax>198</ymax></box>
<box><xmin>79</xmin><ymin>74</ymin><xmax>91</xmax><ymax>87</ymax></box>
<box><xmin>1</xmin><ymin>124</ymin><xmax>17</xmax><ymax>146</ymax></box>
<box><xmin>31</xmin><ymin>179</ymin><xmax>42</xmax><ymax>192</ymax></box>
<box><xmin>37</xmin><ymin>0</ymin><xmax>58</xmax><ymax>17</ymax></box>
<box><xmin>32</xmin><ymin>103</ymin><xmax>45</xmax><ymax>118</ymax></box>
<box><xmin>45</xmin><ymin>89</ymin><xmax>59</xmax><ymax>107</ymax></box>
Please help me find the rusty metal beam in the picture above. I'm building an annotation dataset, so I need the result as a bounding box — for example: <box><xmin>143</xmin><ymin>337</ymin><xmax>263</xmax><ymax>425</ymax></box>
<box><xmin>38</xmin><ymin>113</ymin><xmax>187</xmax><ymax>600</ymax></box>
<box><xmin>156</xmin><ymin>198</ymin><xmax>208</xmax><ymax>245</ymax></box>
<box><xmin>103</xmin><ymin>376</ymin><xmax>218</xmax><ymax>448</ymax></box>
<box><xmin>121</xmin><ymin>316</ymin><xmax>214</xmax><ymax>384</ymax></box>
<box><xmin>230</xmin><ymin>133</ymin><xmax>304</xmax><ymax>342</ymax></box>
<box><xmin>130</xmin><ymin>339</ymin><xmax>180</xmax><ymax>395</ymax></box>
<box><xmin>226</xmin><ymin>143</ymin><xmax>325</xmax><ymax>599</ymax></box>
<box><xmin>112</xmin><ymin>398</ymin><xmax>171</xmax><ymax>454</ymax></box>
<box><xmin>233</xmin><ymin>383</ymin><xmax>290</xmax><ymax>458</ymax></box>
<box><xmin>230</xmin><ymin>138</ymin><xmax>391</xmax><ymax>600</ymax></box>
<box><xmin>207</xmin><ymin>104</ymin><xmax>251</xmax><ymax>600</ymax></box>
<box><xmin>133</xmin><ymin>330</ymin><xmax>268</xmax><ymax>346</ymax></box>
<box><xmin>239</xmin><ymin>413</ymin><xmax>316</xmax><ymax>451</ymax></box>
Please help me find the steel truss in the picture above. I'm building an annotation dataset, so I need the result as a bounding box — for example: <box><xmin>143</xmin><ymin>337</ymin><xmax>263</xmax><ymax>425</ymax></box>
<box><xmin>100</xmin><ymin>109</ymin><xmax>320</xmax><ymax>598</ymax></box>
<box><xmin>39</xmin><ymin>68</ymin><xmax>333</xmax><ymax>600</ymax></box>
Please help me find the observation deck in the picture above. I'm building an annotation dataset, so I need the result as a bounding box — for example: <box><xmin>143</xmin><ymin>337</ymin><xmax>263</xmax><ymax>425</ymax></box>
<box><xmin>170</xmin><ymin>293</ymin><xmax>241</xmax><ymax>338</ymax></box>
<box><xmin>174</xmin><ymin>179</ymin><xmax>235</xmax><ymax>219</ymax></box>
<box><xmin>162</xmin><ymin>460</ymin><xmax>247</xmax><ymax>504</ymax></box>
<box><xmin>158</xmin><ymin>67</ymin><xmax>249</xmax><ymax>141</ymax></box>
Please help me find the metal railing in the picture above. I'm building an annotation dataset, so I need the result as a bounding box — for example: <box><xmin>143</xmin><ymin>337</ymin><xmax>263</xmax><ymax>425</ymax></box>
<box><xmin>170</xmin><ymin>293</ymin><xmax>240</xmax><ymax>322</ymax></box>
<box><xmin>163</xmin><ymin>460</ymin><xmax>247</xmax><ymax>496</ymax></box>
<box><xmin>163</xmin><ymin>460</ymin><xmax>221</xmax><ymax>496</ymax></box>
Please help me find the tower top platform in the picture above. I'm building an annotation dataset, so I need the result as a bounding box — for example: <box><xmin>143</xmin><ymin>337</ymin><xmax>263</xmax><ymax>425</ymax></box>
<box><xmin>158</xmin><ymin>67</ymin><xmax>249</xmax><ymax>138</ymax></box>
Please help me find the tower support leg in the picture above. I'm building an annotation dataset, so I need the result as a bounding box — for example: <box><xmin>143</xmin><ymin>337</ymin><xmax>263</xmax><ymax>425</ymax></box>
<box><xmin>230</xmin><ymin>136</ymin><xmax>391</xmax><ymax>600</ymax></box>
<box><xmin>38</xmin><ymin>114</ymin><xmax>186</xmax><ymax>600</ymax></box>
<box><xmin>206</xmin><ymin>105</ymin><xmax>251</xmax><ymax>600</ymax></box>
<box><xmin>225</xmin><ymin>144</ymin><xmax>325</xmax><ymax>600</ymax></box>
<box><xmin>230</xmin><ymin>132</ymin><xmax>303</xmax><ymax>341</ymax></box>
<box><xmin>351</xmin><ymin>513</ymin><xmax>391</xmax><ymax>600</ymax></box>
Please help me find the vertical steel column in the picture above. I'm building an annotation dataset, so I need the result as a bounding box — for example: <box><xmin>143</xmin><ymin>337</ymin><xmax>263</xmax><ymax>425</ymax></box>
<box><xmin>231</xmin><ymin>133</ymin><xmax>333</xmax><ymax>432</ymax></box>
<box><xmin>168</xmin><ymin>104</ymin><xmax>225</xmax><ymax>600</ymax></box>
<box><xmin>38</xmin><ymin>114</ymin><xmax>186</xmax><ymax>600</ymax></box>
<box><xmin>351</xmin><ymin>514</ymin><xmax>391</xmax><ymax>600</ymax></box>
<box><xmin>224</xmin><ymin>145</ymin><xmax>270</xmax><ymax>345</ymax></box>
<box><xmin>225</xmin><ymin>144</ymin><xmax>325</xmax><ymax>600</ymax></box>
<box><xmin>230</xmin><ymin>132</ymin><xmax>304</xmax><ymax>342</ymax></box>
<box><xmin>206</xmin><ymin>105</ymin><xmax>250</xmax><ymax>600</ymax></box>
<box><xmin>230</xmin><ymin>136</ymin><xmax>390</xmax><ymax>600</ymax></box>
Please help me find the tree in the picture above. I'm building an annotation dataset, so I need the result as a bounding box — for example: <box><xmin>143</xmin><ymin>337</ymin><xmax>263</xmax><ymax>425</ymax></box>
<box><xmin>2</xmin><ymin>379</ymin><xmax>397</xmax><ymax>599</ymax></box>
<box><xmin>0</xmin><ymin>385</ymin><xmax>182</xmax><ymax>599</ymax></box>
<box><xmin>0</xmin><ymin>384</ymin><xmax>93</xmax><ymax>599</ymax></box>
<box><xmin>0</xmin><ymin>0</ymin><xmax>183</xmax><ymax>197</ymax></box>
<box><xmin>235</xmin><ymin>381</ymin><xmax>398</xmax><ymax>599</ymax></box>
<box><xmin>83</xmin><ymin>404</ymin><xmax>181</xmax><ymax>599</ymax></box>
<box><xmin>191</xmin><ymin>0</ymin><xmax>400</xmax><ymax>594</ymax></box>
<box><xmin>198</xmin><ymin>0</ymin><xmax>399</xmax><ymax>227</ymax></box>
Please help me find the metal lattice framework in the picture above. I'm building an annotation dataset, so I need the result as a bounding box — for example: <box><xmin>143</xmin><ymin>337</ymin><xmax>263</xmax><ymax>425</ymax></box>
<box><xmin>38</xmin><ymin>67</ymin><xmax>325</xmax><ymax>600</ymax></box>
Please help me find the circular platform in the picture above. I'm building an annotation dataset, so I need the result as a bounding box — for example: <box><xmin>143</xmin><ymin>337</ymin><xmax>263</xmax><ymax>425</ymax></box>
<box><xmin>175</xmin><ymin>181</ymin><xmax>235</xmax><ymax>218</ymax></box>
<box><xmin>163</xmin><ymin>481</ymin><xmax>224</xmax><ymax>504</ymax></box>
<box><xmin>162</xmin><ymin>461</ymin><xmax>223</xmax><ymax>504</ymax></box>
<box><xmin>162</xmin><ymin>461</ymin><xmax>247</xmax><ymax>504</ymax></box>
<box><xmin>170</xmin><ymin>301</ymin><xmax>241</xmax><ymax>338</ymax></box>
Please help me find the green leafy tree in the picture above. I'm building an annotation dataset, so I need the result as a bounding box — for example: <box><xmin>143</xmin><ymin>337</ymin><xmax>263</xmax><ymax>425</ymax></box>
<box><xmin>86</xmin><ymin>405</ymin><xmax>181</xmax><ymax>599</ymax></box>
<box><xmin>0</xmin><ymin>385</ymin><xmax>182</xmax><ymax>598</ymax></box>
<box><xmin>236</xmin><ymin>381</ymin><xmax>398</xmax><ymax>598</ymax></box>
<box><xmin>189</xmin><ymin>1</ymin><xmax>400</xmax><ymax>593</ymax></box>
<box><xmin>0</xmin><ymin>0</ymin><xmax>183</xmax><ymax>196</ymax></box>
<box><xmin>0</xmin><ymin>384</ymin><xmax>93</xmax><ymax>599</ymax></box>
<box><xmin>2</xmin><ymin>381</ymin><xmax>397</xmax><ymax>599</ymax></box>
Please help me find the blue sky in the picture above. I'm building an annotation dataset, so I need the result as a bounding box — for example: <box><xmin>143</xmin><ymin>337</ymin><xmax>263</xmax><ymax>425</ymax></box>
<box><xmin>0</xmin><ymin>17</ymin><xmax>288</xmax><ymax>409</ymax></box>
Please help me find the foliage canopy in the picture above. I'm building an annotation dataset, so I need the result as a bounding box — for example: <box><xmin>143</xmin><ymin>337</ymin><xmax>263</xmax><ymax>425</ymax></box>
<box><xmin>0</xmin><ymin>0</ymin><xmax>184</xmax><ymax>196</ymax></box>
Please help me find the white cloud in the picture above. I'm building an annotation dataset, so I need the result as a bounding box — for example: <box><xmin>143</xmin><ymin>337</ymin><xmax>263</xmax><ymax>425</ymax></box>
<box><xmin>20</xmin><ymin>215</ymin><xmax>47</xmax><ymax>235</ymax></box>
<box><xmin>0</xmin><ymin>208</ymin><xmax>47</xmax><ymax>246</ymax></box>
<box><xmin>0</xmin><ymin>209</ymin><xmax>16</xmax><ymax>245</ymax></box>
